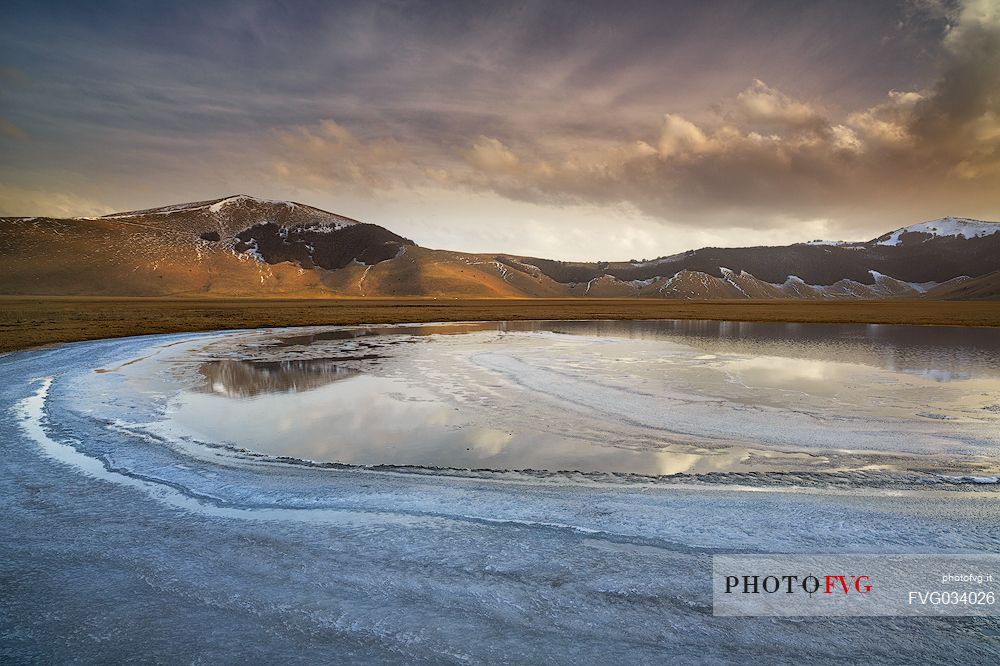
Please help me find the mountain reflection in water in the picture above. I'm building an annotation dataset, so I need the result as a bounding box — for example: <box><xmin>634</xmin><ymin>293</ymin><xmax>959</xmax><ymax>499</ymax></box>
<box><xmin>199</xmin><ymin>359</ymin><xmax>360</xmax><ymax>398</ymax></box>
<box><xmin>198</xmin><ymin>319</ymin><xmax>1000</xmax><ymax>401</ymax></box>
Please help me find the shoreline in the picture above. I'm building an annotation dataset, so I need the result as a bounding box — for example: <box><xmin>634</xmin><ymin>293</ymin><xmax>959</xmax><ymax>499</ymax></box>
<box><xmin>2</xmin><ymin>295</ymin><xmax>999</xmax><ymax>353</ymax></box>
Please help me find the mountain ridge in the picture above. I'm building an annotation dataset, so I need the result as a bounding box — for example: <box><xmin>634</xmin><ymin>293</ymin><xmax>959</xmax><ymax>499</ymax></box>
<box><xmin>2</xmin><ymin>196</ymin><xmax>998</xmax><ymax>299</ymax></box>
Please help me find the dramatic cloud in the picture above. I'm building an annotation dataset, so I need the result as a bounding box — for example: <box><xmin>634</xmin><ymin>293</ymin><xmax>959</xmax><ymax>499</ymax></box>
<box><xmin>468</xmin><ymin>137</ymin><xmax>520</xmax><ymax>173</ymax></box>
<box><xmin>732</xmin><ymin>79</ymin><xmax>828</xmax><ymax>132</ymax></box>
<box><xmin>271</xmin><ymin>120</ymin><xmax>413</xmax><ymax>192</ymax></box>
<box><xmin>447</xmin><ymin>0</ymin><xmax>1000</xmax><ymax>233</ymax></box>
<box><xmin>1</xmin><ymin>0</ymin><xmax>998</xmax><ymax>257</ymax></box>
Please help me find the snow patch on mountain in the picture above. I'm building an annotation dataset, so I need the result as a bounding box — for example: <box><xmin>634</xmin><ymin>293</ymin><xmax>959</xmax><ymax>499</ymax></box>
<box><xmin>300</xmin><ymin>222</ymin><xmax>351</xmax><ymax>232</ymax></box>
<box><xmin>628</xmin><ymin>276</ymin><xmax>660</xmax><ymax>289</ymax></box>
<box><xmin>627</xmin><ymin>253</ymin><xmax>684</xmax><ymax>267</ymax></box>
<box><xmin>876</xmin><ymin>217</ymin><xmax>1000</xmax><ymax>246</ymax></box>
<box><xmin>208</xmin><ymin>195</ymin><xmax>295</xmax><ymax>213</ymax></box>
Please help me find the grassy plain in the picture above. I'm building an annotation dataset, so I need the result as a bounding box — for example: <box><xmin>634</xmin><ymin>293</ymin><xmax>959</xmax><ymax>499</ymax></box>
<box><xmin>2</xmin><ymin>296</ymin><xmax>999</xmax><ymax>353</ymax></box>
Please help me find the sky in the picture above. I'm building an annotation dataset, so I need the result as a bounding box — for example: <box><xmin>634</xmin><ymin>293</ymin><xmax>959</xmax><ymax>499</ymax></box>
<box><xmin>1</xmin><ymin>0</ymin><xmax>999</xmax><ymax>261</ymax></box>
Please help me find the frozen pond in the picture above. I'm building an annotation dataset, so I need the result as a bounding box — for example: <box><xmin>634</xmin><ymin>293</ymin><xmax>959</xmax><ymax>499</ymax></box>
<box><xmin>147</xmin><ymin>320</ymin><xmax>1000</xmax><ymax>477</ymax></box>
<box><xmin>2</xmin><ymin>320</ymin><xmax>1000</xmax><ymax>663</ymax></box>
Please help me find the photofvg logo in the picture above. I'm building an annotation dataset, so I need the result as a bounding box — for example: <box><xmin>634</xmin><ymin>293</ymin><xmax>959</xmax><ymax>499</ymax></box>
<box><xmin>723</xmin><ymin>573</ymin><xmax>872</xmax><ymax>596</ymax></box>
<box><xmin>713</xmin><ymin>554</ymin><xmax>1000</xmax><ymax>617</ymax></box>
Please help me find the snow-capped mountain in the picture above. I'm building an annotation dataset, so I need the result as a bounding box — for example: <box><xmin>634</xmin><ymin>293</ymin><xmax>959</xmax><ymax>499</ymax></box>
<box><xmin>875</xmin><ymin>217</ymin><xmax>1000</xmax><ymax>246</ymax></box>
<box><xmin>1</xmin><ymin>199</ymin><xmax>998</xmax><ymax>299</ymax></box>
<box><xmin>101</xmin><ymin>194</ymin><xmax>363</xmax><ymax>238</ymax></box>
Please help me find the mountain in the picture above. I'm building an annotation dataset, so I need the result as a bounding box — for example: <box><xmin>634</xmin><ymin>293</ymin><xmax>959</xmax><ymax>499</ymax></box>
<box><xmin>924</xmin><ymin>271</ymin><xmax>1000</xmax><ymax>300</ymax></box>
<box><xmin>2</xmin><ymin>196</ymin><xmax>998</xmax><ymax>299</ymax></box>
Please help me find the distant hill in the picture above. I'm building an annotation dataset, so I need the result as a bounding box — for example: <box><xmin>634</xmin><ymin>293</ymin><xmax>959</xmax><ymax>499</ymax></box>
<box><xmin>2</xmin><ymin>195</ymin><xmax>998</xmax><ymax>299</ymax></box>
<box><xmin>924</xmin><ymin>271</ymin><xmax>1000</xmax><ymax>300</ymax></box>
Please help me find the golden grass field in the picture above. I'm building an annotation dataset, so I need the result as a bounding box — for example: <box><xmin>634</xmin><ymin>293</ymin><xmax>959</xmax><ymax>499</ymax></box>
<box><xmin>2</xmin><ymin>296</ymin><xmax>999</xmax><ymax>354</ymax></box>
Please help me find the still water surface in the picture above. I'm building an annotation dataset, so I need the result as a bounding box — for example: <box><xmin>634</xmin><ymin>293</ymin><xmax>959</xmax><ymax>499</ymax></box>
<box><xmin>152</xmin><ymin>320</ymin><xmax>1000</xmax><ymax>476</ymax></box>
